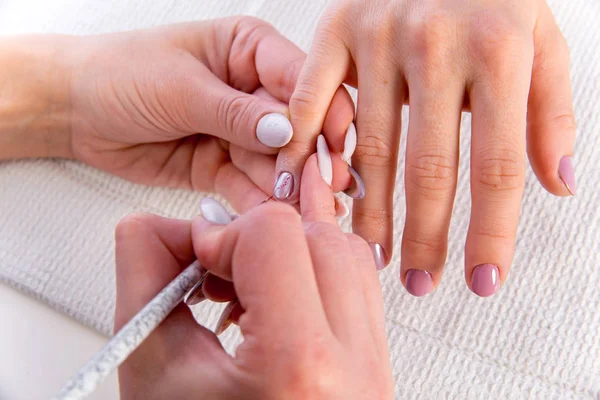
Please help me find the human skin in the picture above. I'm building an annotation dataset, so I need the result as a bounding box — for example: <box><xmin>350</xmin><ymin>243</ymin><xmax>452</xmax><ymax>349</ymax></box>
<box><xmin>276</xmin><ymin>0</ymin><xmax>577</xmax><ymax>297</ymax></box>
<box><xmin>114</xmin><ymin>155</ymin><xmax>394</xmax><ymax>400</ymax></box>
<box><xmin>0</xmin><ymin>17</ymin><xmax>356</xmax><ymax>211</ymax></box>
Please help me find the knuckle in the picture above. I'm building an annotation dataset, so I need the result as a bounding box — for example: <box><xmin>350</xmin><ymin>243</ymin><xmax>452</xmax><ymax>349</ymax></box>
<box><xmin>115</xmin><ymin>213</ymin><xmax>156</xmax><ymax>243</ymax></box>
<box><xmin>304</xmin><ymin>221</ymin><xmax>344</xmax><ymax>247</ymax></box>
<box><xmin>317</xmin><ymin>2</ymin><xmax>354</xmax><ymax>42</ymax></box>
<box><xmin>548</xmin><ymin>112</ymin><xmax>577</xmax><ymax>134</ymax></box>
<box><xmin>471</xmin><ymin>217</ymin><xmax>515</xmax><ymax>242</ymax></box>
<box><xmin>407</xmin><ymin>153</ymin><xmax>456</xmax><ymax>195</ymax></box>
<box><xmin>353</xmin><ymin>206</ymin><xmax>393</xmax><ymax>228</ymax></box>
<box><xmin>402</xmin><ymin>234</ymin><xmax>447</xmax><ymax>255</ymax></box>
<box><xmin>469</xmin><ymin>13</ymin><xmax>529</xmax><ymax>75</ymax></box>
<box><xmin>235</xmin><ymin>15</ymin><xmax>273</xmax><ymax>32</ymax></box>
<box><xmin>475</xmin><ymin>149</ymin><xmax>525</xmax><ymax>192</ymax></box>
<box><xmin>278</xmin><ymin>56</ymin><xmax>304</xmax><ymax>98</ymax></box>
<box><xmin>289</xmin><ymin>81</ymin><xmax>320</xmax><ymax>118</ymax></box>
<box><xmin>354</xmin><ymin>133</ymin><xmax>396</xmax><ymax>167</ymax></box>
<box><xmin>278</xmin><ymin>337</ymin><xmax>337</xmax><ymax>398</ymax></box>
<box><xmin>408</xmin><ymin>12</ymin><xmax>454</xmax><ymax>76</ymax></box>
<box><xmin>216</xmin><ymin>94</ymin><xmax>253</xmax><ymax>140</ymax></box>
<box><xmin>228</xmin><ymin>16</ymin><xmax>276</xmax><ymax>47</ymax></box>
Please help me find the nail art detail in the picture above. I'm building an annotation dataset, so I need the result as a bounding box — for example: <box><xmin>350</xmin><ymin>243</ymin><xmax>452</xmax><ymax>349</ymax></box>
<box><xmin>274</xmin><ymin>172</ymin><xmax>294</xmax><ymax>200</ymax></box>
<box><xmin>334</xmin><ymin>195</ymin><xmax>350</xmax><ymax>218</ymax></box>
<box><xmin>343</xmin><ymin>166</ymin><xmax>366</xmax><ymax>199</ymax></box>
<box><xmin>200</xmin><ymin>198</ymin><xmax>232</xmax><ymax>225</ymax></box>
<box><xmin>215</xmin><ymin>300</ymin><xmax>237</xmax><ymax>335</ymax></box>
<box><xmin>558</xmin><ymin>156</ymin><xmax>576</xmax><ymax>196</ymax></box>
<box><xmin>369</xmin><ymin>243</ymin><xmax>387</xmax><ymax>271</ymax></box>
<box><xmin>256</xmin><ymin>113</ymin><xmax>293</xmax><ymax>148</ymax></box>
<box><xmin>317</xmin><ymin>135</ymin><xmax>333</xmax><ymax>186</ymax></box>
<box><xmin>184</xmin><ymin>270</ymin><xmax>209</xmax><ymax>306</ymax></box>
<box><xmin>405</xmin><ymin>269</ymin><xmax>433</xmax><ymax>297</ymax></box>
<box><xmin>342</xmin><ymin>122</ymin><xmax>357</xmax><ymax>162</ymax></box>
<box><xmin>471</xmin><ymin>264</ymin><xmax>500</xmax><ymax>297</ymax></box>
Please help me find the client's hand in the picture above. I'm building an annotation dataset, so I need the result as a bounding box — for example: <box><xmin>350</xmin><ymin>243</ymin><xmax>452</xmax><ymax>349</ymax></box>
<box><xmin>114</xmin><ymin>155</ymin><xmax>393</xmax><ymax>399</ymax></box>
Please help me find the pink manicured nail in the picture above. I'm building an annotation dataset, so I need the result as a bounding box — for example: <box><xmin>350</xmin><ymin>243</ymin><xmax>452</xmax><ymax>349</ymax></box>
<box><xmin>558</xmin><ymin>156</ymin><xmax>576</xmax><ymax>195</ymax></box>
<box><xmin>405</xmin><ymin>269</ymin><xmax>433</xmax><ymax>297</ymax></box>
<box><xmin>274</xmin><ymin>171</ymin><xmax>294</xmax><ymax>200</ymax></box>
<box><xmin>471</xmin><ymin>264</ymin><xmax>500</xmax><ymax>297</ymax></box>
<box><xmin>369</xmin><ymin>243</ymin><xmax>387</xmax><ymax>271</ymax></box>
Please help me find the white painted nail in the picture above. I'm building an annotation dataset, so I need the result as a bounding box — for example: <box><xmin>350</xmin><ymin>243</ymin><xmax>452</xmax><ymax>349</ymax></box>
<box><xmin>200</xmin><ymin>198</ymin><xmax>232</xmax><ymax>225</ymax></box>
<box><xmin>317</xmin><ymin>135</ymin><xmax>333</xmax><ymax>186</ymax></box>
<box><xmin>342</xmin><ymin>122</ymin><xmax>357</xmax><ymax>162</ymax></box>
<box><xmin>334</xmin><ymin>196</ymin><xmax>350</xmax><ymax>218</ymax></box>
<box><xmin>256</xmin><ymin>113</ymin><xmax>293</xmax><ymax>148</ymax></box>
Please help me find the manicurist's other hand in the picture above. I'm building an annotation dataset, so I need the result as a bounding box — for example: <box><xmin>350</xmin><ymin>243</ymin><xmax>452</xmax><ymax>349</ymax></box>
<box><xmin>0</xmin><ymin>17</ymin><xmax>355</xmax><ymax>212</ymax></box>
<box><xmin>114</xmin><ymin>155</ymin><xmax>393</xmax><ymax>399</ymax></box>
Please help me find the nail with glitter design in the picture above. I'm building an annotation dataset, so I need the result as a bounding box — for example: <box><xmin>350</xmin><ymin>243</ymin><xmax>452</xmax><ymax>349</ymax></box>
<box><xmin>558</xmin><ymin>156</ymin><xmax>576</xmax><ymax>195</ymax></box>
<box><xmin>200</xmin><ymin>198</ymin><xmax>232</xmax><ymax>225</ymax></box>
<box><xmin>274</xmin><ymin>172</ymin><xmax>294</xmax><ymax>200</ymax></box>
<box><xmin>343</xmin><ymin>166</ymin><xmax>366</xmax><ymax>199</ymax></box>
<box><xmin>370</xmin><ymin>243</ymin><xmax>387</xmax><ymax>270</ymax></box>
<box><xmin>342</xmin><ymin>122</ymin><xmax>357</xmax><ymax>162</ymax></box>
<box><xmin>215</xmin><ymin>300</ymin><xmax>237</xmax><ymax>335</ymax></box>
<box><xmin>317</xmin><ymin>135</ymin><xmax>333</xmax><ymax>186</ymax></box>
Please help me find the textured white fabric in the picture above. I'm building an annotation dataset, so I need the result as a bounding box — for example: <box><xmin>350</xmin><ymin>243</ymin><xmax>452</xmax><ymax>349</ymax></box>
<box><xmin>0</xmin><ymin>1</ymin><xmax>598</xmax><ymax>398</ymax></box>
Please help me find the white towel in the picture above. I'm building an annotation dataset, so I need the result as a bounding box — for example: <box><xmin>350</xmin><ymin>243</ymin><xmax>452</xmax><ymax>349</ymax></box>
<box><xmin>0</xmin><ymin>0</ymin><xmax>598</xmax><ymax>398</ymax></box>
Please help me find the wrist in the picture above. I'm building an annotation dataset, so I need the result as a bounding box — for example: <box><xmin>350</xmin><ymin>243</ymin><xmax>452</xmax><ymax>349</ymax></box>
<box><xmin>0</xmin><ymin>35</ymin><xmax>75</xmax><ymax>160</ymax></box>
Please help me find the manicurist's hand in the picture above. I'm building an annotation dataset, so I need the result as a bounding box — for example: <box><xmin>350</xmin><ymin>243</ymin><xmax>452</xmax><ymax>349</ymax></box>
<box><xmin>114</xmin><ymin>155</ymin><xmax>394</xmax><ymax>399</ymax></box>
<box><xmin>278</xmin><ymin>0</ymin><xmax>577</xmax><ymax>296</ymax></box>
<box><xmin>0</xmin><ymin>17</ymin><xmax>355</xmax><ymax>211</ymax></box>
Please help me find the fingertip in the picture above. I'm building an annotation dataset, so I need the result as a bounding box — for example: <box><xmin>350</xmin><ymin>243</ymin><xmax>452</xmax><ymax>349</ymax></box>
<box><xmin>300</xmin><ymin>154</ymin><xmax>337</xmax><ymax>223</ymax></box>
<box><xmin>468</xmin><ymin>264</ymin><xmax>502</xmax><ymax>298</ymax></box>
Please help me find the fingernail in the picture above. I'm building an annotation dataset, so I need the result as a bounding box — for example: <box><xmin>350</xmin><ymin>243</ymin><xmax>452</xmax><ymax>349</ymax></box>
<box><xmin>343</xmin><ymin>166</ymin><xmax>366</xmax><ymax>199</ymax></box>
<box><xmin>317</xmin><ymin>135</ymin><xmax>333</xmax><ymax>186</ymax></box>
<box><xmin>342</xmin><ymin>122</ymin><xmax>357</xmax><ymax>162</ymax></box>
<box><xmin>200</xmin><ymin>198</ymin><xmax>232</xmax><ymax>225</ymax></box>
<box><xmin>471</xmin><ymin>264</ymin><xmax>500</xmax><ymax>297</ymax></box>
<box><xmin>274</xmin><ymin>171</ymin><xmax>294</xmax><ymax>200</ymax></box>
<box><xmin>558</xmin><ymin>156</ymin><xmax>576</xmax><ymax>195</ymax></box>
<box><xmin>334</xmin><ymin>196</ymin><xmax>350</xmax><ymax>218</ymax></box>
<box><xmin>369</xmin><ymin>243</ymin><xmax>387</xmax><ymax>271</ymax></box>
<box><xmin>256</xmin><ymin>113</ymin><xmax>293</xmax><ymax>148</ymax></box>
<box><xmin>184</xmin><ymin>270</ymin><xmax>209</xmax><ymax>306</ymax></box>
<box><xmin>215</xmin><ymin>300</ymin><xmax>237</xmax><ymax>335</ymax></box>
<box><xmin>405</xmin><ymin>269</ymin><xmax>433</xmax><ymax>297</ymax></box>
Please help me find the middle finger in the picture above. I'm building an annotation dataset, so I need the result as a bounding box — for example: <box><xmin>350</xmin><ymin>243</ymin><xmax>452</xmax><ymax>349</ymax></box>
<box><xmin>401</xmin><ymin>44</ymin><xmax>464</xmax><ymax>296</ymax></box>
